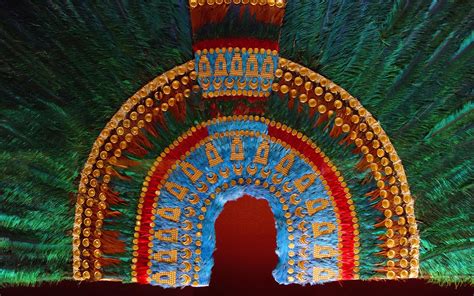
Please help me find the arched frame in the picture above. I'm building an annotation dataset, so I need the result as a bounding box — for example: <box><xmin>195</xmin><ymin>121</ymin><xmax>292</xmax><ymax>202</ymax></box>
<box><xmin>72</xmin><ymin>58</ymin><xmax>419</xmax><ymax>283</ymax></box>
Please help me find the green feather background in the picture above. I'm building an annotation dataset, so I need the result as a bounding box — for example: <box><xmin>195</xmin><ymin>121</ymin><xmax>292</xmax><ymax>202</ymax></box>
<box><xmin>281</xmin><ymin>0</ymin><xmax>474</xmax><ymax>284</ymax></box>
<box><xmin>0</xmin><ymin>0</ymin><xmax>472</xmax><ymax>286</ymax></box>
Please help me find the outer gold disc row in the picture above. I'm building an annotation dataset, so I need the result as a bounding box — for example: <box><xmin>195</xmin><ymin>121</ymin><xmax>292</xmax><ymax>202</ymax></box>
<box><xmin>73</xmin><ymin>61</ymin><xmax>198</xmax><ymax>281</ymax></box>
<box><xmin>272</xmin><ymin>58</ymin><xmax>419</xmax><ymax>279</ymax></box>
<box><xmin>189</xmin><ymin>0</ymin><xmax>286</xmax><ymax>8</ymax></box>
<box><xmin>74</xmin><ymin>58</ymin><xmax>419</xmax><ymax>281</ymax></box>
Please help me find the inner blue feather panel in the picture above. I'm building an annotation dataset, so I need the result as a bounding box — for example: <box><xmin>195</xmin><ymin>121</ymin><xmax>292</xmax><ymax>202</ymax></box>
<box><xmin>150</xmin><ymin>121</ymin><xmax>339</xmax><ymax>286</ymax></box>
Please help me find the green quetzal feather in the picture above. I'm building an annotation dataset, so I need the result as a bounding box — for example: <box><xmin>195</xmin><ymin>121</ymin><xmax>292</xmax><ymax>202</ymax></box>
<box><xmin>0</xmin><ymin>0</ymin><xmax>472</xmax><ymax>285</ymax></box>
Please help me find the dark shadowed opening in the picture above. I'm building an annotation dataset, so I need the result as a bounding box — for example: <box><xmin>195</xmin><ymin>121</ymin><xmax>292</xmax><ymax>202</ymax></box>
<box><xmin>210</xmin><ymin>195</ymin><xmax>278</xmax><ymax>288</ymax></box>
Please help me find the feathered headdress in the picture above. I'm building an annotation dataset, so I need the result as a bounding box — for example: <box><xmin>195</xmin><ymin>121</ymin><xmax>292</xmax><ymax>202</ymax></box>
<box><xmin>0</xmin><ymin>0</ymin><xmax>472</xmax><ymax>287</ymax></box>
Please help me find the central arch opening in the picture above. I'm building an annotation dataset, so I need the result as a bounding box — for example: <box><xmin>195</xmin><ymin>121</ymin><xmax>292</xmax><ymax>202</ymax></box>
<box><xmin>210</xmin><ymin>195</ymin><xmax>278</xmax><ymax>288</ymax></box>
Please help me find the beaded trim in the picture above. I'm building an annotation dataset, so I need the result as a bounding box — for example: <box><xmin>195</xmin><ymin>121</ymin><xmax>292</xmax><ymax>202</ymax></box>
<box><xmin>189</xmin><ymin>0</ymin><xmax>286</xmax><ymax>9</ymax></box>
